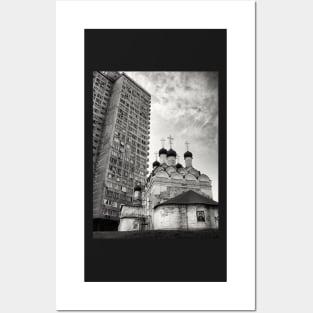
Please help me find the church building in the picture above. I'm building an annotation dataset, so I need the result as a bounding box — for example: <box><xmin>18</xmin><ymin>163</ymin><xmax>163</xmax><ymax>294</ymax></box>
<box><xmin>118</xmin><ymin>137</ymin><xmax>218</xmax><ymax>231</ymax></box>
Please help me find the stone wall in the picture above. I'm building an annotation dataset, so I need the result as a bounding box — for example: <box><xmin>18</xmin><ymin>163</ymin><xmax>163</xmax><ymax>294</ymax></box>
<box><xmin>153</xmin><ymin>204</ymin><xmax>218</xmax><ymax>230</ymax></box>
<box><xmin>118</xmin><ymin>217</ymin><xmax>141</xmax><ymax>231</ymax></box>
<box><xmin>145</xmin><ymin>176</ymin><xmax>212</xmax><ymax>216</ymax></box>
<box><xmin>186</xmin><ymin>205</ymin><xmax>218</xmax><ymax>229</ymax></box>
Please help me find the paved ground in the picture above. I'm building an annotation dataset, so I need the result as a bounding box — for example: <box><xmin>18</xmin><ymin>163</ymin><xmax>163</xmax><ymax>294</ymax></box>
<box><xmin>93</xmin><ymin>229</ymin><xmax>219</xmax><ymax>239</ymax></box>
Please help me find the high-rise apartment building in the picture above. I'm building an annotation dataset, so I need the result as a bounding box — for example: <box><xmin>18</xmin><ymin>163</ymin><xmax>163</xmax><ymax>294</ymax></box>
<box><xmin>93</xmin><ymin>72</ymin><xmax>151</xmax><ymax>230</ymax></box>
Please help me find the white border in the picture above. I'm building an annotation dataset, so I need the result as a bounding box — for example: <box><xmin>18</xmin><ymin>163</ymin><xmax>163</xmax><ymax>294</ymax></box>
<box><xmin>56</xmin><ymin>1</ymin><xmax>255</xmax><ymax>310</ymax></box>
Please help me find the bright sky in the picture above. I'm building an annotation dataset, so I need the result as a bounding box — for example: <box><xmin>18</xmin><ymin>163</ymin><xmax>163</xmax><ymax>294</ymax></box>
<box><xmin>125</xmin><ymin>72</ymin><xmax>219</xmax><ymax>200</ymax></box>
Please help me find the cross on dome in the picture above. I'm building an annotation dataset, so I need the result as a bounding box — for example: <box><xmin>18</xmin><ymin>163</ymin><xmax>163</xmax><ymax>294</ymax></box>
<box><xmin>168</xmin><ymin>135</ymin><xmax>174</xmax><ymax>149</ymax></box>
<box><xmin>185</xmin><ymin>141</ymin><xmax>190</xmax><ymax>151</ymax></box>
<box><xmin>160</xmin><ymin>138</ymin><xmax>165</xmax><ymax>148</ymax></box>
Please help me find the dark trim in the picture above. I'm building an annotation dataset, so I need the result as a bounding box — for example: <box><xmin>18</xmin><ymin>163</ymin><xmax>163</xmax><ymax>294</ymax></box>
<box><xmin>154</xmin><ymin>202</ymin><xmax>219</xmax><ymax>209</ymax></box>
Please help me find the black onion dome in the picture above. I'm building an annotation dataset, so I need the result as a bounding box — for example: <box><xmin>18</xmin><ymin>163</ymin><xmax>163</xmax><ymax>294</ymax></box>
<box><xmin>167</xmin><ymin>148</ymin><xmax>177</xmax><ymax>157</ymax></box>
<box><xmin>184</xmin><ymin>151</ymin><xmax>193</xmax><ymax>159</ymax></box>
<box><xmin>176</xmin><ymin>163</ymin><xmax>183</xmax><ymax>169</ymax></box>
<box><xmin>159</xmin><ymin>148</ymin><xmax>167</xmax><ymax>156</ymax></box>
<box><xmin>152</xmin><ymin>160</ymin><xmax>160</xmax><ymax>168</ymax></box>
<box><xmin>134</xmin><ymin>184</ymin><xmax>142</xmax><ymax>192</ymax></box>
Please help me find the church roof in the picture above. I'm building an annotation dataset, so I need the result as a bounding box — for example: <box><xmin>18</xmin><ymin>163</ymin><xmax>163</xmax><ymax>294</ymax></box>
<box><xmin>152</xmin><ymin>160</ymin><xmax>160</xmax><ymax>167</ymax></box>
<box><xmin>184</xmin><ymin>150</ymin><xmax>193</xmax><ymax>158</ymax></box>
<box><xmin>154</xmin><ymin>190</ymin><xmax>218</xmax><ymax>209</ymax></box>
<box><xmin>159</xmin><ymin>148</ymin><xmax>167</xmax><ymax>155</ymax></box>
<box><xmin>167</xmin><ymin>148</ymin><xmax>177</xmax><ymax>157</ymax></box>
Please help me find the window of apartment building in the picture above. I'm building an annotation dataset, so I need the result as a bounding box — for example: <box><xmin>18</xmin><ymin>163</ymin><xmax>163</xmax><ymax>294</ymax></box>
<box><xmin>109</xmin><ymin>165</ymin><xmax>116</xmax><ymax>172</ymax></box>
<box><xmin>106</xmin><ymin>190</ymin><xmax>113</xmax><ymax>198</ymax></box>
<box><xmin>113</xmin><ymin>192</ymin><xmax>119</xmax><ymax>199</ymax></box>
<box><xmin>110</xmin><ymin>157</ymin><xmax>117</xmax><ymax>165</ymax></box>
<box><xmin>103</xmin><ymin>198</ymin><xmax>110</xmax><ymax>205</ymax></box>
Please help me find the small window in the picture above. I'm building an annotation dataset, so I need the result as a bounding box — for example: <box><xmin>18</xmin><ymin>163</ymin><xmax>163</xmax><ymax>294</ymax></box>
<box><xmin>196</xmin><ymin>211</ymin><xmax>205</xmax><ymax>222</ymax></box>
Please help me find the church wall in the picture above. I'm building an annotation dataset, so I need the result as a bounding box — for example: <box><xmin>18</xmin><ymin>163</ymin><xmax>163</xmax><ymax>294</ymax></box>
<box><xmin>146</xmin><ymin>174</ymin><xmax>215</xmax><ymax>230</ymax></box>
<box><xmin>153</xmin><ymin>206</ymin><xmax>188</xmax><ymax>230</ymax></box>
<box><xmin>153</xmin><ymin>205</ymin><xmax>218</xmax><ymax>230</ymax></box>
<box><xmin>118</xmin><ymin>217</ymin><xmax>141</xmax><ymax>231</ymax></box>
<box><xmin>186</xmin><ymin>205</ymin><xmax>218</xmax><ymax>229</ymax></box>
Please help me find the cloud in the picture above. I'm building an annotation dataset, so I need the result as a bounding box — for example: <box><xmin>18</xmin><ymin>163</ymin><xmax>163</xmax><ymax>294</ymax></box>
<box><xmin>124</xmin><ymin>71</ymin><xmax>219</xmax><ymax>200</ymax></box>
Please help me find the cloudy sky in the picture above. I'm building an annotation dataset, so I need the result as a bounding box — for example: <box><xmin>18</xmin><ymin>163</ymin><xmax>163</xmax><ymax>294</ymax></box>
<box><xmin>125</xmin><ymin>72</ymin><xmax>219</xmax><ymax>200</ymax></box>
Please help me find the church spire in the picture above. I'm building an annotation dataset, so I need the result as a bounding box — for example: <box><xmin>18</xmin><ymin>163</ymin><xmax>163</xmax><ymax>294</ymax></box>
<box><xmin>167</xmin><ymin>135</ymin><xmax>174</xmax><ymax>149</ymax></box>
<box><xmin>184</xmin><ymin>140</ymin><xmax>193</xmax><ymax>167</ymax></box>
<box><xmin>167</xmin><ymin>135</ymin><xmax>177</xmax><ymax>166</ymax></box>
<box><xmin>176</xmin><ymin>154</ymin><xmax>183</xmax><ymax>169</ymax></box>
<box><xmin>158</xmin><ymin>138</ymin><xmax>167</xmax><ymax>163</ymax></box>
<box><xmin>185</xmin><ymin>141</ymin><xmax>190</xmax><ymax>151</ymax></box>
<box><xmin>152</xmin><ymin>151</ymin><xmax>160</xmax><ymax>169</ymax></box>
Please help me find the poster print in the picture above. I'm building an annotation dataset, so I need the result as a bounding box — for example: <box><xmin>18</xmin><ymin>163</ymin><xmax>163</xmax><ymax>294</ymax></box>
<box><xmin>85</xmin><ymin>30</ymin><xmax>227</xmax><ymax>282</ymax></box>
<box><xmin>57</xmin><ymin>1</ymin><xmax>255</xmax><ymax>310</ymax></box>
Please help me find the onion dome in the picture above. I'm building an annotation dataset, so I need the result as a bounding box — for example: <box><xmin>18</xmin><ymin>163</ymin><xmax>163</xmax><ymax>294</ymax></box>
<box><xmin>167</xmin><ymin>148</ymin><xmax>177</xmax><ymax>157</ymax></box>
<box><xmin>159</xmin><ymin>148</ymin><xmax>167</xmax><ymax>156</ymax></box>
<box><xmin>184</xmin><ymin>151</ymin><xmax>193</xmax><ymax>159</ymax></box>
<box><xmin>176</xmin><ymin>163</ymin><xmax>183</xmax><ymax>169</ymax></box>
<box><xmin>152</xmin><ymin>160</ymin><xmax>160</xmax><ymax>168</ymax></box>
<box><xmin>134</xmin><ymin>184</ymin><xmax>142</xmax><ymax>192</ymax></box>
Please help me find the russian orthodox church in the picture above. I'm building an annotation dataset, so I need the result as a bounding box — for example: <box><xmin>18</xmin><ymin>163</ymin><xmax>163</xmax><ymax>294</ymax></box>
<box><xmin>118</xmin><ymin>137</ymin><xmax>219</xmax><ymax>231</ymax></box>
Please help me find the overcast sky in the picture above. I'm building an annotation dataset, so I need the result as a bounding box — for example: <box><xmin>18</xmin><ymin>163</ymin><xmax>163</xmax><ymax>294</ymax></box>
<box><xmin>125</xmin><ymin>72</ymin><xmax>219</xmax><ymax>200</ymax></box>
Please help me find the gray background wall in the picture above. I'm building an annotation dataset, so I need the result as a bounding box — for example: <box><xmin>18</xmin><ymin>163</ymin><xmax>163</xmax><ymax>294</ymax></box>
<box><xmin>0</xmin><ymin>0</ymin><xmax>313</xmax><ymax>312</ymax></box>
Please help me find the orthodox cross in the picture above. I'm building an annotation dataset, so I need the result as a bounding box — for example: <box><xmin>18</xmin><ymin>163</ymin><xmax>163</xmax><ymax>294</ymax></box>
<box><xmin>154</xmin><ymin>151</ymin><xmax>158</xmax><ymax>160</ymax></box>
<box><xmin>185</xmin><ymin>141</ymin><xmax>190</xmax><ymax>151</ymax></box>
<box><xmin>168</xmin><ymin>135</ymin><xmax>174</xmax><ymax>149</ymax></box>
<box><xmin>160</xmin><ymin>138</ymin><xmax>165</xmax><ymax>148</ymax></box>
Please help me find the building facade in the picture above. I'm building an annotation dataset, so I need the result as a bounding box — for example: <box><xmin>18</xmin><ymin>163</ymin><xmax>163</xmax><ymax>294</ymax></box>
<box><xmin>119</xmin><ymin>140</ymin><xmax>219</xmax><ymax>232</ymax></box>
<box><xmin>93</xmin><ymin>72</ymin><xmax>151</xmax><ymax>230</ymax></box>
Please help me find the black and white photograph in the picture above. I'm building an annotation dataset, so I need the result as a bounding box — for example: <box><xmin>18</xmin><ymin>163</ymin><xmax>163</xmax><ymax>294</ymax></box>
<box><xmin>54</xmin><ymin>0</ymin><xmax>259</xmax><ymax>310</ymax></box>
<box><xmin>84</xmin><ymin>29</ymin><xmax>227</xmax><ymax>283</ymax></box>
<box><xmin>92</xmin><ymin>71</ymin><xmax>219</xmax><ymax>237</ymax></box>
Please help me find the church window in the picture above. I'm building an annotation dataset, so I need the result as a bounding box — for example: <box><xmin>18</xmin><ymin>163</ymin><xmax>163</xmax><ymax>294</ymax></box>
<box><xmin>196</xmin><ymin>211</ymin><xmax>205</xmax><ymax>222</ymax></box>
